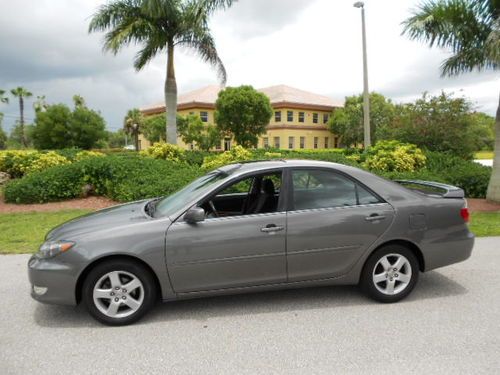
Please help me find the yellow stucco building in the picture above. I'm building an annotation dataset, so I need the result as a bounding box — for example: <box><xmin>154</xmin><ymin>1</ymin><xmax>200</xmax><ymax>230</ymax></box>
<box><xmin>140</xmin><ymin>85</ymin><xmax>342</xmax><ymax>150</ymax></box>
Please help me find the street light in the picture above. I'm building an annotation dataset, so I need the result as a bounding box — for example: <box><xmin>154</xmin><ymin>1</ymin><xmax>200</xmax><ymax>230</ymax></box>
<box><xmin>353</xmin><ymin>1</ymin><xmax>371</xmax><ymax>148</ymax></box>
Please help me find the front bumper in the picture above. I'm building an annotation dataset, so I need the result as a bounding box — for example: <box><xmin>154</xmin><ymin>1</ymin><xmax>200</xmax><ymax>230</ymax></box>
<box><xmin>28</xmin><ymin>255</ymin><xmax>79</xmax><ymax>306</ymax></box>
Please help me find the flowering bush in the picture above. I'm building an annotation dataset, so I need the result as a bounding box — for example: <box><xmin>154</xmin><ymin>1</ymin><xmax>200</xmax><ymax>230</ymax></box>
<box><xmin>0</xmin><ymin>150</ymin><xmax>41</xmax><ymax>178</ymax></box>
<box><xmin>75</xmin><ymin>150</ymin><xmax>105</xmax><ymax>161</ymax></box>
<box><xmin>201</xmin><ymin>145</ymin><xmax>251</xmax><ymax>170</ymax></box>
<box><xmin>362</xmin><ymin>140</ymin><xmax>426</xmax><ymax>172</ymax></box>
<box><xmin>23</xmin><ymin>151</ymin><xmax>70</xmax><ymax>174</ymax></box>
<box><xmin>140</xmin><ymin>142</ymin><xmax>185</xmax><ymax>162</ymax></box>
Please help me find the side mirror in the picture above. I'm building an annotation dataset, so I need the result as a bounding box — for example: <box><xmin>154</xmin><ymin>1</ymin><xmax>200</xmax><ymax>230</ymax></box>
<box><xmin>184</xmin><ymin>207</ymin><xmax>205</xmax><ymax>224</ymax></box>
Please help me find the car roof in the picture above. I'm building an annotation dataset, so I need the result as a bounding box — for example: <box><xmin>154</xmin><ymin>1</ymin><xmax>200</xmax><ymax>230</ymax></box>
<box><xmin>220</xmin><ymin>159</ymin><xmax>357</xmax><ymax>175</ymax></box>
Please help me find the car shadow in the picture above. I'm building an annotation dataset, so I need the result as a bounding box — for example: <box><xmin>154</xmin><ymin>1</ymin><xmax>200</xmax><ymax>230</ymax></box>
<box><xmin>33</xmin><ymin>270</ymin><xmax>468</xmax><ymax>328</ymax></box>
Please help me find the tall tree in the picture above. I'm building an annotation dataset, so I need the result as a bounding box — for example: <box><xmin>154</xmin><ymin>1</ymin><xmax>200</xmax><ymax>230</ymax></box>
<box><xmin>124</xmin><ymin>108</ymin><xmax>144</xmax><ymax>151</ymax></box>
<box><xmin>0</xmin><ymin>89</ymin><xmax>9</xmax><ymax>104</ymax></box>
<box><xmin>10</xmin><ymin>87</ymin><xmax>33</xmax><ymax>147</ymax></box>
<box><xmin>215</xmin><ymin>85</ymin><xmax>273</xmax><ymax>148</ymax></box>
<box><xmin>178</xmin><ymin>114</ymin><xmax>222</xmax><ymax>151</ymax></box>
<box><xmin>73</xmin><ymin>94</ymin><xmax>86</xmax><ymax>109</ymax></box>
<box><xmin>33</xmin><ymin>95</ymin><xmax>48</xmax><ymax>113</ymax></box>
<box><xmin>402</xmin><ymin>0</ymin><xmax>500</xmax><ymax>201</ymax></box>
<box><xmin>89</xmin><ymin>0</ymin><xmax>234</xmax><ymax>145</ymax></box>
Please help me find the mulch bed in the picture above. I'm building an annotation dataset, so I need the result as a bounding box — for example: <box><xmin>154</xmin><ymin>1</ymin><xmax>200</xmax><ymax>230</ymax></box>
<box><xmin>0</xmin><ymin>196</ymin><xmax>118</xmax><ymax>213</ymax></box>
<box><xmin>467</xmin><ymin>198</ymin><xmax>500</xmax><ymax>213</ymax></box>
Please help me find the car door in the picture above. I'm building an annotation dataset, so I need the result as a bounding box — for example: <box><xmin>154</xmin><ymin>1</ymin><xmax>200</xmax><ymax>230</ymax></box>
<box><xmin>165</xmin><ymin>170</ymin><xmax>287</xmax><ymax>293</ymax></box>
<box><xmin>286</xmin><ymin>168</ymin><xmax>394</xmax><ymax>282</ymax></box>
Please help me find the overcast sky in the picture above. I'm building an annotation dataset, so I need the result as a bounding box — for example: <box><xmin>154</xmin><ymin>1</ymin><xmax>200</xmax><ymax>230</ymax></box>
<box><xmin>0</xmin><ymin>0</ymin><xmax>498</xmax><ymax>132</ymax></box>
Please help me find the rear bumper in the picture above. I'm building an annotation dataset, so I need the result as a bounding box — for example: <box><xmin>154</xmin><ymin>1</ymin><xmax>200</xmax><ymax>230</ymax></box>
<box><xmin>424</xmin><ymin>231</ymin><xmax>475</xmax><ymax>272</ymax></box>
<box><xmin>28</xmin><ymin>255</ymin><xmax>78</xmax><ymax>306</ymax></box>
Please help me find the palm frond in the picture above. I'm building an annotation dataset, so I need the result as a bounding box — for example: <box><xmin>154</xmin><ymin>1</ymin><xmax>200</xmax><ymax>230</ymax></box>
<box><xmin>134</xmin><ymin>38</ymin><xmax>164</xmax><ymax>69</ymax></box>
<box><xmin>402</xmin><ymin>0</ymin><xmax>498</xmax><ymax>75</ymax></box>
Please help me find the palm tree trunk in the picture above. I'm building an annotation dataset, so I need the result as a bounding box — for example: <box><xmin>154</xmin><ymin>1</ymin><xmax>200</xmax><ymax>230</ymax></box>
<box><xmin>486</xmin><ymin>93</ymin><xmax>500</xmax><ymax>203</ymax></box>
<box><xmin>165</xmin><ymin>44</ymin><xmax>177</xmax><ymax>144</ymax></box>
<box><xmin>19</xmin><ymin>96</ymin><xmax>27</xmax><ymax>148</ymax></box>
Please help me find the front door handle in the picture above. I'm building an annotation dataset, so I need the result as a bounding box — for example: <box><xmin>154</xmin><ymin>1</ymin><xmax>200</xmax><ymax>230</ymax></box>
<box><xmin>261</xmin><ymin>224</ymin><xmax>284</xmax><ymax>233</ymax></box>
<box><xmin>365</xmin><ymin>214</ymin><xmax>386</xmax><ymax>222</ymax></box>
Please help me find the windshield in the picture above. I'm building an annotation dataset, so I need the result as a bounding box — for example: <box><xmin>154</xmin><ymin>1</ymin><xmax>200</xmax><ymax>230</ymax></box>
<box><xmin>154</xmin><ymin>171</ymin><xmax>229</xmax><ymax>218</ymax></box>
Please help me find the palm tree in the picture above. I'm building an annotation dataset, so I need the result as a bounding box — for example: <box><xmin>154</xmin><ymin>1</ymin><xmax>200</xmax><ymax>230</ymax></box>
<box><xmin>403</xmin><ymin>0</ymin><xmax>500</xmax><ymax>202</ymax></box>
<box><xmin>89</xmin><ymin>0</ymin><xmax>234</xmax><ymax>145</ymax></box>
<box><xmin>0</xmin><ymin>89</ymin><xmax>9</xmax><ymax>104</ymax></box>
<box><xmin>10</xmin><ymin>87</ymin><xmax>33</xmax><ymax>147</ymax></box>
<box><xmin>124</xmin><ymin>108</ymin><xmax>145</xmax><ymax>151</ymax></box>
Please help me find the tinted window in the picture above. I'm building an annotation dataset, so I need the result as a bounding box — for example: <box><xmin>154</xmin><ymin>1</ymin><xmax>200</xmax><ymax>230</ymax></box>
<box><xmin>357</xmin><ymin>184</ymin><xmax>382</xmax><ymax>205</ymax></box>
<box><xmin>291</xmin><ymin>169</ymin><xmax>357</xmax><ymax>210</ymax></box>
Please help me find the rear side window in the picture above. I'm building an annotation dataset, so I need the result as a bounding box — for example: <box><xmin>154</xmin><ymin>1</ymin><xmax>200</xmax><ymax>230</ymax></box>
<box><xmin>291</xmin><ymin>169</ymin><xmax>381</xmax><ymax>210</ymax></box>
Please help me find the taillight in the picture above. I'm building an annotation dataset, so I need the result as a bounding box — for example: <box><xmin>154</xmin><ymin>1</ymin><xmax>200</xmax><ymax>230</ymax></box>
<box><xmin>460</xmin><ymin>208</ymin><xmax>470</xmax><ymax>223</ymax></box>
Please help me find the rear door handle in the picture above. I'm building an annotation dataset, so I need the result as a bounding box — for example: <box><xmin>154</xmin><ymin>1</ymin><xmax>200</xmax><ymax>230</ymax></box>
<box><xmin>365</xmin><ymin>214</ymin><xmax>386</xmax><ymax>222</ymax></box>
<box><xmin>261</xmin><ymin>224</ymin><xmax>284</xmax><ymax>233</ymax></box>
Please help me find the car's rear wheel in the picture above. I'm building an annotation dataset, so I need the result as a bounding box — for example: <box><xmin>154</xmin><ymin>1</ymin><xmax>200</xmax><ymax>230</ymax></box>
<box><xmin>360</xmin><ymin>245</ymin><xmax>419</xmax><ymax>303</ymax></box>
<box><xmin>82</xmin><ymin>259</ymin><xmax>157</xmax><ymax>326</ymax></box>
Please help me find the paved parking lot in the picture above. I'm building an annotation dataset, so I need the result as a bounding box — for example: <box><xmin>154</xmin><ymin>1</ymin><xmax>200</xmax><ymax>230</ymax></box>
<box><xmin>1</xmin><ymin>237</ymin><xmax>499</xmax><ymax>374</ymax></box>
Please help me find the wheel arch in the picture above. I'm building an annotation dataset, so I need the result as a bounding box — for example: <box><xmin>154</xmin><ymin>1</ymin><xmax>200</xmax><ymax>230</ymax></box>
<box><xmin>370</xmin><ymin>239</ymin><xmax>425</xmax><ymax>272</ymax></box>
<box><xmin>75</xmin><ymin>254</ymin><xmax>163</xmax><ymax>304</ymax></box>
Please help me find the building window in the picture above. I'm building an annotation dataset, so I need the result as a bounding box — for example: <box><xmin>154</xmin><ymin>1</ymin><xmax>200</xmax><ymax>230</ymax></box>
<box><xmin>334</xmin><ymin>136</ymin><xmax>339</xmax><ymax>148</ymax></box>
<box><xmin>224</xmin><ymin>138</ymin><xmax>231</xmax><ymax>151</ymax></box>
<box><xmin>190</xmin><ymin>143</ymin><xmax>195</xmax><ymax>150</ymax></box>
<box><xmin>298</xmin><ymin>112</ymin><xmax>305</xmax><ymax>123</ymax></box>
<box><xmin>313</xmin><ymin>113</ymin><xmax>318</xmax><ymax>124</ymax></box>
<box><xmin>215</xmin><ymin>142</ymin><xmax>222</xmax><ymax>150</ymax></box>
<box><xmin>324</xmin><ymin>137</ymin><xmax>329</xmax><ymax>149</ymax></box>
<box><xmin>189</xmin><ymin>111</ymin><xmax>195</xmax><ymax>115</ymax></box>
<box><xmin>288</xmin><ymin>136</ymin><xmax>295</xmax><ymax>149</ymax></box>
<box><xmin>275</xmin><ymin>111</ymin><xmax>281</xmax><ymax>122</ymax></box>
<box><xmin>314</xmin><ymin>137</ymin><xmax>318</xmax><ymax>149</ymax></box>
<box><xmin>263</xmin><ymin>137</ymin><xmax>269</xmax><ymax>148</ymax></box>
<box><xmin>323</xmin><ymin>113</ymin><xmax>329</xmax><ymax>124</ymax></box>
<box><xmin>300</xmin><ymin>136</ymin><xmax>305</xmax><ymax>149</ymax></box>
<box><xmin>274</xmin><ymin>137</ymin><xmax>280</xmax><ymax>149</ymax></box>
<box><xmin>200</xmin><ymin>111</ymin><xmax>208</xmax><ymax>122</ymax></box>
<box><xmin>287</xmin><ymin>111</ymin><xmax>293</xmax><ymax>122</ymax></box>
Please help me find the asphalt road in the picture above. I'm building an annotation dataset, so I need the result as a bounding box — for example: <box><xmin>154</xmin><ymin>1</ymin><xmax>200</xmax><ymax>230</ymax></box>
<box><xmin>1</xmin><ymin>238</ymin><xmax>499</xmax><ymax>375</ymax></box>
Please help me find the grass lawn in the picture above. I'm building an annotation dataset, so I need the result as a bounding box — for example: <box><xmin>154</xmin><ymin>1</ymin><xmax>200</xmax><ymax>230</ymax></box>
<box><xmin>0</xmin><ymin>210</ymin><xmax>91</xmax><ymax>254</ymax></box>
<box><xmin>469</xmin><ymin>212</ymin><xmax>500</xmax><ymax>237</ymax></box>
<box><xmin>474</xmin><ymin>151</ymin><xmax>494</xmax><ymax>160</ymax></box>
<box><xmin>0</xmin><ymin>209</ymin><xmax>498</xmax><ymax>255</ymax></box>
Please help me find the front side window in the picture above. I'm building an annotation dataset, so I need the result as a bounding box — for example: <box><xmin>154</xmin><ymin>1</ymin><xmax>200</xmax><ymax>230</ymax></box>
<box><xmin>287</xmin><ymin>111</ymin><xmax>293</xmax><ymax>122</ymax></box>
<box><xmin>291</xmin><ymin>169</ymin><xmax>357</xmax><ymax>210</ymax></box>
<box><xmin>200</xmin><ymin>171</ymin><xmax>283</xmax><ymax>218</ymax></box>
<box><xmin>200</xmin><ymin>111</ymin><xmax>209</xmax><ymax>122</ymax></box>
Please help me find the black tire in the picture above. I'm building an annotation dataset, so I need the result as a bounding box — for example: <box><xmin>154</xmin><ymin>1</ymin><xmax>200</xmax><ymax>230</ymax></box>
<box><xmin>82</xmin><ymin>259</ymin><xmax>157</xmax><ymax>326</ymax></box>
<box><xmin>360</xmin><ymin>245</ymin><xmax>419</xmax><ymax>303</ymax></box>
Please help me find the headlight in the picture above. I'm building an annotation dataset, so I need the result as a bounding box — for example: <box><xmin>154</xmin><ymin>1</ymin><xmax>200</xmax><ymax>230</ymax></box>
<box><xmin>38</xmin><ymin>241</ymin><xmax>75</xmax><ymax>259</ymax></box>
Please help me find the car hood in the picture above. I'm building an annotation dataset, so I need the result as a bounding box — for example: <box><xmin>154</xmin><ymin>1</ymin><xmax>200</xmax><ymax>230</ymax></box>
<box><xmin>46</xmin><ymin>200</ymin><xmax>151</xmax><ymax>241</ymax></box>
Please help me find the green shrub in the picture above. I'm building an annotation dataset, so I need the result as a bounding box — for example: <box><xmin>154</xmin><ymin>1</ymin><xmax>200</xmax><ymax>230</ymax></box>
<box><xmin>363</xmin><ymin>140</ymin><xmax>426</xmax><ymax>172</ymax></box>
<box><xmin>4</xmin><ymin>155</ymin><xmax>203</xmax><ymax>203</ymax></box>
<box><xmin>202</xmin><ymin>145</ymin><xmax>252</xmax><ymax>170</ymax></box>
<box><xmin>183</xmin><ymin>150</ymin><xmax>212</xmax><ymax>166</ymax></box>
<box><xmin>140</xmin><ymin>142</ymin><xmax>185</xmax><ymax>162</ymax></box>
<box><xmin>75</xmin><ymin>150</ymin><xmax>105</xmax><ymax>161</ymax></box>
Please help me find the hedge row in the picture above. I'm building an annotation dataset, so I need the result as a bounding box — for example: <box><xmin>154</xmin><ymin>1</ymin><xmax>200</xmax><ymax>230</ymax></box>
<box><xmin>4</xmin><ymin>155</ymin><xmax>202</xmax><ymax>204</ymax></box>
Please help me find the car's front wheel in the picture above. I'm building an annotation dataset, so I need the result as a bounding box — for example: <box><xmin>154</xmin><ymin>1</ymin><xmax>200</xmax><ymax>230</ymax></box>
<box><xmin>360</xmin><ymin>245</ymin><xmax>419</xmax><ymax>303</ymax></box>
<box><xmin>82</xmin><ymin>259</ymin><xmax>157</xmax><ymax>325</ymax></box>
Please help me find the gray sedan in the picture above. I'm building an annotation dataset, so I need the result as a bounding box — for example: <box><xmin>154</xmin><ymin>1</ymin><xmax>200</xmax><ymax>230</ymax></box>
<box><xmin>28</xmin><ymin>160</ymin><xmax>474</xmax><ymax>325</ymax></box>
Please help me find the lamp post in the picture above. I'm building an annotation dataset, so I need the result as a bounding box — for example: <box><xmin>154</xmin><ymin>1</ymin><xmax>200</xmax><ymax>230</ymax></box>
<box><xmin>353</xmin><ymin>1</ymin><xmax>371</xmax><ymax>148</ymax></box>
